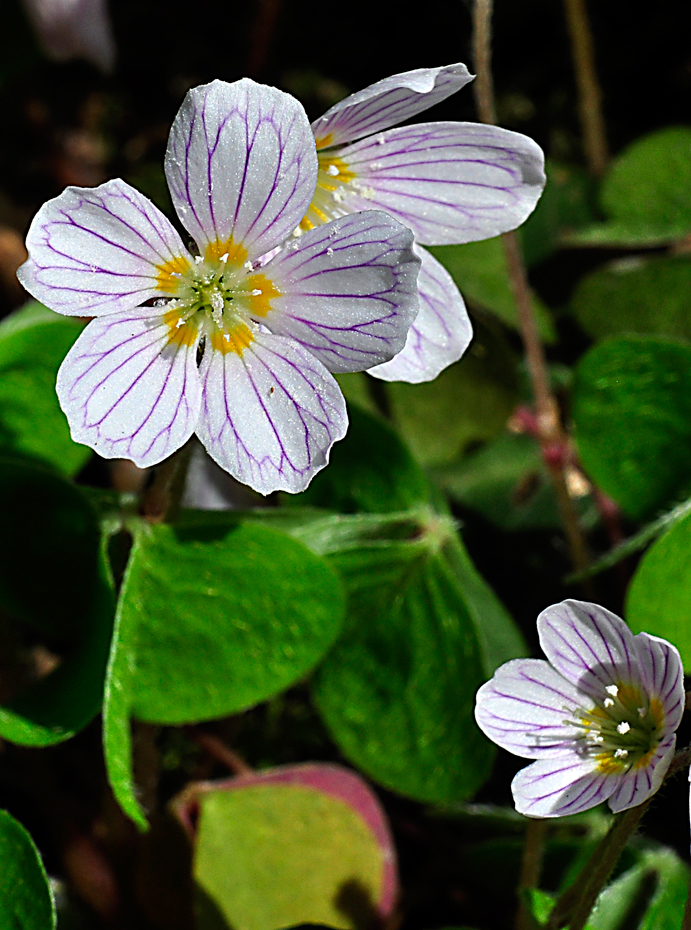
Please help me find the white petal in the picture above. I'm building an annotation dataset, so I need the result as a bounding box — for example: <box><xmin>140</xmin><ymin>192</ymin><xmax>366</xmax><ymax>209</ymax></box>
<box><xmin>165</xmin><ymin>79</ymin><xmax>317</xmax><ymax>259</ymax></box>
<box><xmin>633</xmin><ymin>632</ymin><xmax>685</xmax><ymax>731</ymax></box>
<box><xmin>18</xmin><ymin>179</ymin><xmax>190</xmax><ymax>316</ymax></box>
<box><xmin>196</xmin><ymin>330</ymin><xmax>347</xmax><ymax>495</ymax></box>
<box><xmin>56</xmin><ymin>309</ymin><xmax>201</xmax><ymax>466</ymax></box>
<box><xmin>607</xmin><ymin>736</ymin><xmax>676</xmax><ymax>813</ymax></box>
<box><xmin>512</xmin><ymin>756</ymin><xmax>615</xmax><ymax>818</ymax></box>
<box><xmin>475</xmin><ymin>658</ymin><xmax>584</xmax><ymax>759</ymax></box>
<box><xmin>537</xmin><ymin>600</ymin><xmax>642</xmax><ymax>701</ymax></box>
<box><xmin>262</xmin><ymin>212</ymin><xmax>419</xmax><ymax>373</ymax></box>
<box><xmin>311</xmin><ymin>64</ymin><xmax>474</xmax><ymax>147</ymax></box>
<box><xmin>330</xmin><ymin>122</ymin><xmax>545</xmax><ymax>245</ymax></box>
<box><xmin>368</xmin><ymin>245</ymin><xmax>472</xmax><ymax>382</ymax></box>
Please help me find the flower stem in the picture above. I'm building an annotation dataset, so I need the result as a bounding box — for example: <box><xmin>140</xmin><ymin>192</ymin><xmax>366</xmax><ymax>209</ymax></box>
<box><xmin>516</xmin><ymin>818</ymin><xmax>548</xmax><ymax>930</ymax></box>
<box><xmin>470</xmin><ymin>0</ymin><xmax>591</xmax><ymax>577</ymax></box>
<box><xmin>139</xmin><ymin>441</ymin><xmax>193</xmax><ymax>524</ymax></box>
<box><xmin>562</xmin><ymin>0</ymin><xmax>608</xmax><ymax>177</ymax></box>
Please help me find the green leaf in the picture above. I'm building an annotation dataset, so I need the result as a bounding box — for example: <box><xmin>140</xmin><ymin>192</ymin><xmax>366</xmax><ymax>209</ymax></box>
<box><xmin>0</xmin><ymin>455</ymin><xmax>115</xmax><ymax>746</ymax></box>
<box><xmin>0</xmin><ymin>303</ymin><xmax>89</xmax><ymax>475</ymax></box>
<box><xmin>313</xmin><ymin>521</ymin><xmax>496</xmax><ymax>803</ymax></box>
<box><xmin>0</xmin><ymin>810</ymin><xmax>55</xmax><ymax>930</ymax></box>
<box><xmin>626</xmin><ymin>508</ymin><xmax>691</xmax><ymax>669</ymax></box>
<box><xmin>519</xmin><ymin>160</ymin><xmax>597</xmax><ymax>266</ymax></box>
<box><xmin>291</xmin><ymin>405</ymin><xmax>429</xmax><ymax>513</ymax></box>
<box><xmin>104</xmin><ymin>519</ymin><xmax>345</xmax><ymax>825</ymax></box>
<box><xmin>572</xmin><ymin>335</ymin><xmax>691</xmax><ymax>519</ymax></box>
<box><xmin>430</xmin><ymin>238</ymin><xmax>555</xmax><ymax>341</ymax></box>
<box><xmin>573</xmin><ymin>256</ymin><xmax>691</xmax><ymax>342</ymax></box>
<box><xmin>386</xmin><ymin>323</ymin><xmax>521</xmax><ymax>467</ymax></box>
<box><xmin>437</xmin><ymin>432</ymin><xmax>565</xmax><ymax>531</ymax></box>
<box><xmin>194</xmin><ymin>777</ymin><xmax>387</xmax><ymax>930</ymax></box>
<box><xmin>568</xmin><ymin>128</ymin><xmax>691</xmax><ymax>247</ymax></box>
<box><xmin>637</xmin><ymin>848</ymin><xmax>689</xmax><ymax>930</ymax></box>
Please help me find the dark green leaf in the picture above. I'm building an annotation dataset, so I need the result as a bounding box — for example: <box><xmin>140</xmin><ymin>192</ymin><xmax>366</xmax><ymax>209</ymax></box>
<box><xmin>104</xmin><ymin>519</ymin><xmax>345</xmax><ymax>825</ymax></box>
<box><xmin>291</xmin><ymin>405</ymin><xmax>429</xmax><ymax>513</ymax></box>
<box><xmin>0</xmin><ymin>303</ymin><xmax>89</xmax><ymax>475</ymax></box>
<box><xmin>568</xmin><ymin>128</ymin><xmax>691</xmax><ymax>247</ymax></box>
<box><xmin>573</xmin><ymin>335</ymin><xmax>691</xmax><ymax>519</ymax></box>
<box><xmin>626</xmin><ymin>509</ymin><xmax>691</xmax><ymax>670</ymax></box>
<box><xmin>430</xmin><ymin>238</ymin><xmax>555</xmax><ymax>340</ymax></box>
<box><xmin>0</xmin><ymin>810</ymin><xmax>55</xmax><ymax>930</ymax></box>
<box><xmin>0</xmin><ymin>455</ymin><xmax>115</xmax><ymax>746</ymax></box>
<box><xmin>313</xmin><ymin>523</ymin><xmax>496</xmax><ymax>803</ymax></box>
<box><xmin>386</xmin><ymin>324</ymin><xmax>521</xmax><ymax>467</ymax></box>
<box><xmin>573</xmin><ymin>256</ymin><xmax>691</xmax><ymax>342</ymax></box>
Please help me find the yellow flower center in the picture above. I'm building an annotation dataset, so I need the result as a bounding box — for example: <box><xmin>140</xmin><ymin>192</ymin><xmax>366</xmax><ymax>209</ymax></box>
<box><xmin>154</xmin><ymin>238</ymin><xmax>281</xmax><ymax>356</ymax></box>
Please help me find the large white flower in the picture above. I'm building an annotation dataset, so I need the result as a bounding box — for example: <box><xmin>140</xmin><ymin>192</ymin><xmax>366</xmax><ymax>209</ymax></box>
<box><xmin>475</xmin><ymin>600</ymin><xmax>684</xmax><ymax>817</ymax></box>
<box><xmin>17</xmin><ymin>79</ymin><xmax>420</xmax><ymax>495</ymax></box>
<box><xmin>301</xmin><ymin>64</ymin><xmax>546</xmax><ymax>382</ymax></box>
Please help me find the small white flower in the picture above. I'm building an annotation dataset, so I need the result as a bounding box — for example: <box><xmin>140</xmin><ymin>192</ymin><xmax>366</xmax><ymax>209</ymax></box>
<box><xmin>475</xmin><ymin>600</ymin><xmax>684</xmax><ymax>818</ymax></box>
<box><xmin>303</xmin><ymin>64</ymin><xmax>546</xmax><ymax>383</ymax></box>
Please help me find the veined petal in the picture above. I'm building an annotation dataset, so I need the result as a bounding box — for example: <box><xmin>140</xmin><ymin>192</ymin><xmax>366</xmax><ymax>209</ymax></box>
<box><xmin>512</xmin><ymin>756</ymin><xmax>615</xmax><ymax>818</ymax></box>
<box><xmin>261</xmin><ymin>212</ymin><xmax>419</xmax><ymax>373</ymax></box>
<box><xmin>165</xmin><ymin>79</ymin><xmax>317</xmax><ymax>260</ymax></box>
<box><xmin>633</xmin><ymin>633</ymin><xmax>685</xmax><ymax>730</ymax></box>
<box><xmin>368</xmin><ymin>245</ymin><xmax>472</xmax><ymax>382</ymax></box>
<box><xmin>474</xmin><ymin>658</ymin><xmax>584</xmax><ymax>760</ymax></box>
<box><xmin>607</xmin><ymin>735</ymin><xmax>676</xmax><ymax>813</ymax></box>
<box><xmin>311</xmin><ymin>64</ymin><xmax>473</xmax><ymax>148</ymax></box>
<box><xmin>56</xmin><ymin>309</ymin><xmax>201</xmax><ymax>466</ymax></box>
<box><xmin>537</xmin><ymin>600</ymin><xmax>642</xmax><ymax>701</ymax></box>
<box><xmin>322</xmin><ymin>122</ymin><xmax>545</xmax><ymax>245</ymax></box>
<box><xmin>18</xmin><ymin>179</ymin><xmax>191</xmax><ymax>316</ymax></box>
<box><xmin>196</xmin><ymin>330</ymin><xmax>347</xmax><ymax>494</ymax></box>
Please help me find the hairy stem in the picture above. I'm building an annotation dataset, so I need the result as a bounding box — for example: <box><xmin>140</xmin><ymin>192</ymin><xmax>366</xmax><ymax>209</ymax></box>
<box><xmin>139</xmin><ymin>441</ymin><xmax>193</xmax><ymax>524</ymax></box>
<box><xmin>562</xmin><ymin>0</ymin><xmax>608</xmax><ymax>177</ymax></box>
<box><xmin>471</xmin><ymin>0</ymin><xmax>590</xmax><ymax>576</ymax></box>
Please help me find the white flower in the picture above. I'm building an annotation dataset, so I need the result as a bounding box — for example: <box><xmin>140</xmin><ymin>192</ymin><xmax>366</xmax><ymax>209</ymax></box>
<box><xmin>21</xmin><ymin>0</ymin><xmax>115</xmax><ymax>73</ymax></box>
<box><xmin>475</xmin><ymin>600</ymin><xmax>684</xmax><ymax>817</ymax></box>
<box><xmin>17</xmin><ymin>79</ymin><xmax>420</xmax><ymax>494</ymax></box>
<box><xmin>301</xmin><ymin>64</ymin><xmax>546</xmax><ymax>382</ymax></box>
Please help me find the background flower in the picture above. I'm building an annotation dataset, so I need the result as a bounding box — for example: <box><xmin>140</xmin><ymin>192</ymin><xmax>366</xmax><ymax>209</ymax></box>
<box><xmin>302</xmin><ymin>64</ymin><xmax>546</xmax><ymax>382</ymax></box>
<box><xmin>475</xmin><ymin>600</ymin><xmax>685</xmax><ymax>817</ymax></box>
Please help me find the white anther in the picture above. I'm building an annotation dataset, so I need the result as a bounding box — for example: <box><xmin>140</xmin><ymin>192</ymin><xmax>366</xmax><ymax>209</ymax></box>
<box><xmin>251</xmin><ymin>289</ymin><xmax>263</xmax><ymax>296</ymax></box>
<box><xmin>326</xmin><ymin>248</ymin><xmax>334</xmax><ymax>257</ymax></box>
<box><xmin>638</xmin><ymin>707</ymin><xmax>646</xmax><ymax>718</ymax></box>
<box><xmin>326</xmin><ymin>164</ymin><xmax>339</xmax><ymax>176</ymax></box>
<box><xmin>606</xmin><ymin>685</ymin><xmax>619</xmax><ymax>697</ymax></box>
<box><xmin>223</xmin><ymin>333</ymin><xmax>230</xmax><ymax>342</ymax></box>
<box><xmin>154</xmin><ymin>298</ymin><xmax>167</xmax><ymax>307</ymax></box>
<box><xmin>617</xmin><ymin>721</ymin><xmax>631</xmax><ymax>735</ymax></box>
<box><xmin>292</xmin><ymin>227</ymin><xmax>303</xmax><ymax>238</ymax></box>
<box><xmin>333</xmin><ymin>191</ymin><xmax>344</xmax><ymax>203</ymax></box>
<box><xmin>210</xmin><ymin>290</ymin><xmax>224</xmax><ymax>314</ymax></box>
<box><xmin>194</xmin><ymin>255</ymin><xmax>203</xmax><ymax>264</ymax></box>
<box><xmin>175</xmin><ymin>318</ymin><xmax>185</xmax><ymax>328</ymax></box>
<box><xmin>245</xmin><ymin>261</ymin><xmax>254</xmax><ymax>270</ymax></box>
<box><xmin>604</xmin><ymin>698</ymin><xmax>615</xmax><ymax>708</ymax></box>
<box><xmin>220</xmin><ymin>253</ymin><xmax>229</xmax><ymax>263</ymax></box>
<box><xmin>377</xmin><ymin>134</ymin><xmax>385</xmax><ymax>144</ymax></box>
<box><xmin>614</xmin><ymin>749</ymin><xmax>629</xmax><ymax>759</ymax></box>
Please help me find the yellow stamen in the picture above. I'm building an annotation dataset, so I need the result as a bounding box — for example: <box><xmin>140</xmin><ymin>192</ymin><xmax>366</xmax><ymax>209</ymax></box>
<box><xmin>163</xmin><ymin>308</ymin><xmax>197</xmax><ymax>347</ymax></box>
<box><xmin>244</xmin><ymin>273</ymin><xmax>281</xmax><ymax>317</ymax></box>
<box><xmin>315</xmin><ymin>134</ymin><xmax>334</xmax><ymax>150</ymax></box>
<box><xmin>204</xmin><ymin>237</ymin><xmax>248</xmax><ymax>266</ymax></box>
<box><xmin>210</xmin><ymin>322</ymin><xmax>254</xmax><ymax>356</ymax></box>
<box><xmin>156</xmin><ymin>255</ymin><xmax>192</xmax><ymax>294</ymax></box>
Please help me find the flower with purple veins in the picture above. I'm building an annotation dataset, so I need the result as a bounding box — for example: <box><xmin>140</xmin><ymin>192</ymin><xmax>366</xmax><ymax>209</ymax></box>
<box><xmin>17</xmin><ymin>78</ymin><xmax>420</xmax><ymax>495</ymax></box>
<box><xmin>475</xmin><ymin>600</ymin><xmax>684</xmax><ymax>817</ymax></box>
<box><xmin>300</xmin><ymin>63</ymin><xmax>546</xmax><ymax>383</ymax></box>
